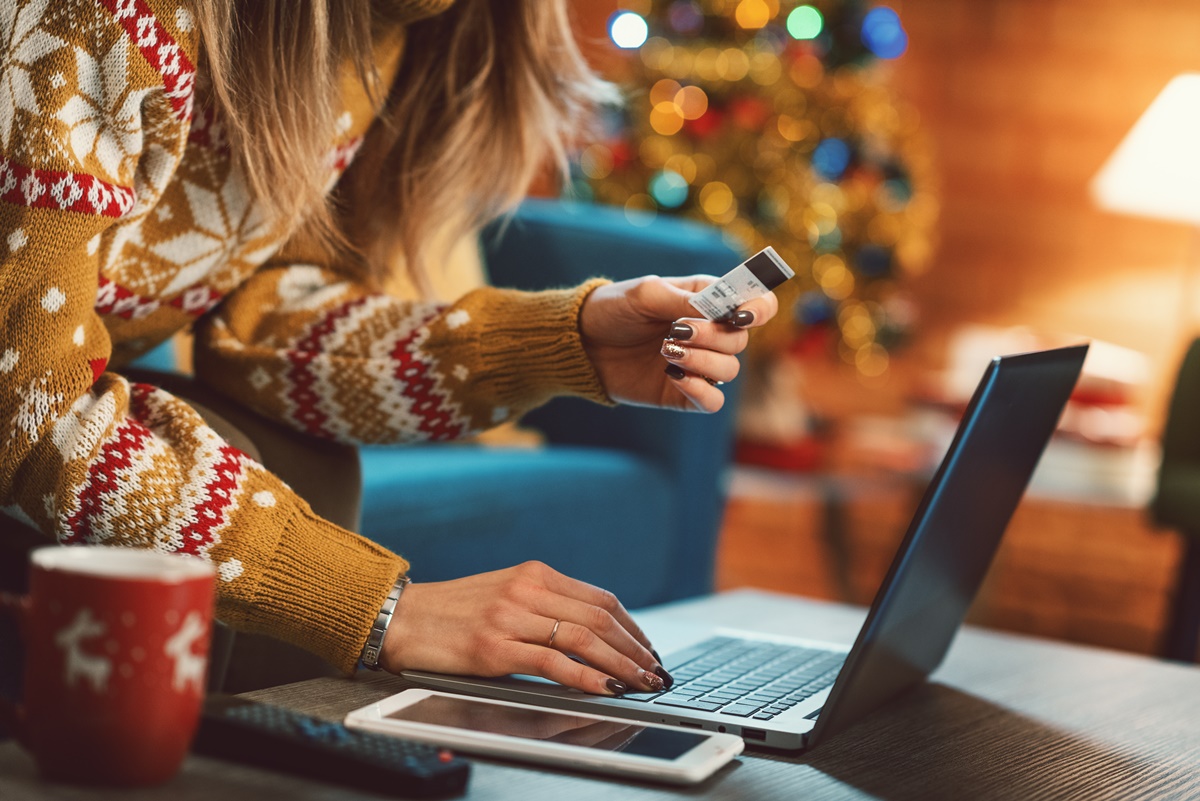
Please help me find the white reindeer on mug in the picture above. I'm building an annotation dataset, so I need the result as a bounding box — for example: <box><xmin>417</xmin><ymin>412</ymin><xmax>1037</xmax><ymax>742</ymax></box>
<box><xmin>55</xmin><ymin>608</ymin><xmax>112</xmax><ymax>693</ymax></box>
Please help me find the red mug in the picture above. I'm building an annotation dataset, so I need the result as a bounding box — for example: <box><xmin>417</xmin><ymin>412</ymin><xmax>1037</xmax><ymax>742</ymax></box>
<box><xmin>0</xmin><ymin>545</ymin><xmax>216</xmax><ymax>786</ymax></box>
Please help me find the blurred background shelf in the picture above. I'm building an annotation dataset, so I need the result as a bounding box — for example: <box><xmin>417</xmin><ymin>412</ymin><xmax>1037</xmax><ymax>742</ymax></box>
<box><xmin>716</xmin><ymin>461</ymin><xmax>1181</xmax><ymax>656</ymax></box>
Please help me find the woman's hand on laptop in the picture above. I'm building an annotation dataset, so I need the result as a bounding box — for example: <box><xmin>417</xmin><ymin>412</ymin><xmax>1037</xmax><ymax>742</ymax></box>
<box><xmin>379</xmin><ymin>561</ymin><xmax>673</xmax><ymax>695</ymax></box>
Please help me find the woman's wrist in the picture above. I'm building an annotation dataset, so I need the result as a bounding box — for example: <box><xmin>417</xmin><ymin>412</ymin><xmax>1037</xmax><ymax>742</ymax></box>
<box><xmin>361</xmin><ymin>575</ymin><xmax>411</xmax><ymax>670</ymax></box>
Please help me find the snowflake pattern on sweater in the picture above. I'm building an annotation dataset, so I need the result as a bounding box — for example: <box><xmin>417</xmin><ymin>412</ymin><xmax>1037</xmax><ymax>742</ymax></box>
<box><xmin>0</xmin><ymin>0</ymin><xmax>608</xmax><ymax>672</ymax></box>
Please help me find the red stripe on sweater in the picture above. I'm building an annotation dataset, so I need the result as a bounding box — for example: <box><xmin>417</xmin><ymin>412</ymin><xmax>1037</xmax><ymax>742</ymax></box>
<box><xmin>283</xmin><ymin>298</ymin><xmax>374</xmax><ymax>438</ymax></box>
<box><xmin>99</xmin><ymin>0</ymin><xmax>196</xmax><ymax>121</ymax></box>
<box><xmin>95</xmin><ymin>275</ymin><xmax>223</xmax><ymax>319</ymax></box>
<box><xmin>389</xmin><ymin>322</ymin><xmax>466</xmax><ymax>441</ymax></box>
<box><xmin>60</xmin><ymin>416</ymin><xmax>155</xmax><ymax>544</ymax></box>
<box><xmin>128</xmin><ymin>383</ymin><xmax>245</xmax><ymax>557</ymax></box>
<box><xmin>0</xmin><ymin>158</ymin><xmax>134</xmax><ymax>218</ymax></box>
<box><xmin>172</xmin><ymin>441</ymin><xmax>244</xmax><ymax>557</ymax></box>
<box><xmin>62</xmin><ymin>385</ymin><xmax>248</xmax><ymax>550</ymax></box>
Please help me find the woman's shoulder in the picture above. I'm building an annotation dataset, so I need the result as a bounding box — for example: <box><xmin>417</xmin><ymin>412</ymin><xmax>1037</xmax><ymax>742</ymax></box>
<box><xmin>1</xmin><ymin>0</ymin><xmax>200</xmax><ymax>190</ymax></box>
<box><xmin>4</xmin><ymin>1</ymin><xmax>202</xmax><ymax>121</ymax></box>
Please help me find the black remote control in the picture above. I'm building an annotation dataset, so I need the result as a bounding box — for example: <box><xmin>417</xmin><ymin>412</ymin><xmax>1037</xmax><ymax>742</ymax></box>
<box><xmin>192</xmin><ymin>695</ymin><xmax>470</xmax><ymax>798</ymax></box>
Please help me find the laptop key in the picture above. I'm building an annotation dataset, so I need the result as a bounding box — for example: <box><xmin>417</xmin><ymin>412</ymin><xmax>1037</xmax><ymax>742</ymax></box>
<box><xmin>653</xmin><ymin>697</ymin><xmax>723</xmax><ymax>712</ymax></box>
<box><xmin>719</xmin><ymin>704</ymin><xmax>763</xmax><ymax>717</ymax></box>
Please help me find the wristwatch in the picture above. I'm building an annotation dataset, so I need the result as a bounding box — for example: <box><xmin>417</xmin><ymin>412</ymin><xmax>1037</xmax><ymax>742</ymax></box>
<box><xmin>361</xmin><ymin>576</ymin><xmax>411</xmax><ymax>671</ymax></box>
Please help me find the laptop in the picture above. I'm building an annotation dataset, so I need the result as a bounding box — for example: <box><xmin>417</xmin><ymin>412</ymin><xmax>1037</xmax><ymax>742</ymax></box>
<box><xmin>405</xmin><ymin>344</ymin><xmax>1089</xmax><ymax>750</ymax></box>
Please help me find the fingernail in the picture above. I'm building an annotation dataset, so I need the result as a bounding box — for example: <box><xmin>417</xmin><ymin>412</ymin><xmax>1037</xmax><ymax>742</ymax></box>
<box><xmin>651</xmin><ymin>648</ymin><xmax>662</xmax><ymax>664</ymax></box>
<box><xmin>732</xmin><ymin>310</ymin><xmax>755</xmax><ymax>327</ymax></box>
<box><xmin>664</xmin><ymin>364</ymin><xmax>687</xmax><ymax>380</ymax></box>
<box><xmin>655</xmin><ymin>665</ymin><xmax>674</xmax><ymax>690</ymax></box>
<box><xmin>669</xmin><ymin>322</ymin><xmax>694</xmax><ymax>340</ymax></box>
<box><xmin>606</xmin><ymin>678</ymin><xmax>628</xmax><ymax>696</ymax></box>
<box><xmin>640</xmin><ymin>669</ymin><xmax>665</xmax><ymax>693</ymax></box>
<box><xmin>661</xmin><ymin>339</ymin><xmax>687</xmax><ymax>360</ymax></box>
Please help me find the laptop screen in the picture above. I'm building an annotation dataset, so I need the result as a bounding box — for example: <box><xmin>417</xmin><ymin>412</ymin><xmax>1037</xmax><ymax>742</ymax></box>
<box><xmin>809</xmin><ymin>345</ymin><xmax>1089</xmax><ymax>747</ymax></box>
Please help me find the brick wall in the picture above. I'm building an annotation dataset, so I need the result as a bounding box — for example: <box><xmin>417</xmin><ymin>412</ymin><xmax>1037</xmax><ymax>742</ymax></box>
<box><xmin>889</xmin><ymin>0</ymin><xmax>1200</xmax><ymax>428</ymax></box>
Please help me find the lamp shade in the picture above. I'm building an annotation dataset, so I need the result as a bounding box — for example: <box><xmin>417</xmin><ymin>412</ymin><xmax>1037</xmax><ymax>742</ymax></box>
<box><xmin>1091</xmin><ymin>73</ymin><xmax>1200</xmax><ymax>225</ymax></box>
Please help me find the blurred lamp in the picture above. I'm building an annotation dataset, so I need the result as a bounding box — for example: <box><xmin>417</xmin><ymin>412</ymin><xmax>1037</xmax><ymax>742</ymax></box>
<box><xmin>1091</xmin><ymin>73</ymin><xmax>1200</xmax><ymax>225</ymax></box>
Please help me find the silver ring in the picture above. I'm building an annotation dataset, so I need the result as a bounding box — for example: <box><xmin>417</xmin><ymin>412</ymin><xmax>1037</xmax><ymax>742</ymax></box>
<box><xmin>548</xmin><ymin>619</ymin><xmax>561</xmax><ymax>648</ymax></box>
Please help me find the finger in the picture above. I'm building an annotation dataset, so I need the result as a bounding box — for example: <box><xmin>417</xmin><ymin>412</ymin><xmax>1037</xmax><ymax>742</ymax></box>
<box><xmin>667</xmin><ymin>318</ymin><xmax>749</xmax><ymax>355</ymax></box>
<box><xmin>547</xmin><ymin>620</ymin><xmax>665</xmax><ymax>693</ymax></box>
<box><xmin>661</xmin><ymin>340</ymin><xmax>741</xmax><ymax>384</ymax></box>
<box><xmin>529</xmin><ymin>597</ymin><xmax>661</xmax><ymax>687</ymax></box>
<box><xmin>727</xmin><ymin>292</ymin><xmax>780</xmax><ymax>329</ymax></box>
<box><xmin>655</xmin><ymin>275</ymin><xmax>782</xmax><ymax>329</ymax></box>
<box><xmin>534</xmin><ymin>568</ymin><xmax>656</xmax><ymax>657</ymax></box>
<box><xmin>663</xmin><ymin>366</ymin><xmax>727</xmax><ymax>413</ymax></box>
<box><xmin>632</xmin><ymin>276</ymin><xmax>716</xmax><ymax>322</ymax></box>
<box><xmin>661</xmin><ymin>274</ymin><xmax>720</xmax><ymax>295</ymax></box>
<box><xmin>504</xmin><ymin>641</ymin><xmax>633</xmax><ymax>696</ymax></box>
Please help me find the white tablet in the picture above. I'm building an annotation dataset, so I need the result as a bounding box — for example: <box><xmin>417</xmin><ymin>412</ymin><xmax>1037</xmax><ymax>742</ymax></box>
<box><xmin>344</xmin><ymin>688</ymin><xmax>744</xmax><ymax>785</ymax></box>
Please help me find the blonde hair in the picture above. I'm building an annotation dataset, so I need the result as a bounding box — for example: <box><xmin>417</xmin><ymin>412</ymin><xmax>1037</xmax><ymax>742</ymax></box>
<box><xmin>193</xmin><ymin>0</ymin><xmax>615</xmax><ymax>287</ymax></box>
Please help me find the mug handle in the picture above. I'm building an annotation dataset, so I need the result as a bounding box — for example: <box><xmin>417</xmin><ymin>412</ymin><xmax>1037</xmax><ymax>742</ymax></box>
<box><xmin>0</xmin><ymin>592</ymin><xmax>29</xmax><ymax>745</ymax></box>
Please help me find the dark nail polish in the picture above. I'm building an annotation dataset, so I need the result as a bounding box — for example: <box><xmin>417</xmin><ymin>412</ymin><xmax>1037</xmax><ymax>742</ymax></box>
<box><xmin>670</xmin><ymin>322</ymin><xmax>694</xmax><ymax>340</ymax></box>
<box><xmin>651</xmin><ymin>648</ymin><xmax>662</xmax><ymax>664</ymax></box>
<box><xmin>654</xmin><ymin>665</ymin><xmax>674</xmax><ymax>690</ymax></box>
<box><xmin>732</xmin><ymin>310</ymin><xmax>755</xmax><ymax>327</ymax></box>
<box><xmin>664</xmin><ymin>364</ymin><xmax>687</xmax><ymax>380</ymax></box>
<box><xmin>606</xmin><ymin>678</ymin><xmax>628</xmax><ymax>696</ymax></box>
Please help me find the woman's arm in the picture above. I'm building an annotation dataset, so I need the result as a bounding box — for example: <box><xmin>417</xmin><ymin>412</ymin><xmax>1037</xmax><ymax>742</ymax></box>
<box><xmin>0</xmin><ymin>0</ymin><xmax>402</xmax><ymax>675</ymax></box>
<box><xmin>192</xmin><ymin>257</ymin><xmax>612</xmax><ymax>445</ymax></box>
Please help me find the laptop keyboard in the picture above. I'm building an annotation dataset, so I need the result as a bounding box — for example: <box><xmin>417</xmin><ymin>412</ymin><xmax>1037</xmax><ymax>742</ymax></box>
<box><xmin>624</xmin><ymin>636</ymin><xmax>845</xmax><ymax>720</ymax></box>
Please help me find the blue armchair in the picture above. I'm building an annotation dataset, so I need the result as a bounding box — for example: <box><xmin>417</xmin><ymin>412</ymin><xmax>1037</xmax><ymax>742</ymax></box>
<box><xmin>359</xmin><ymin>199</ymin><xmax>744</xmax><ymax>608</ymax></box>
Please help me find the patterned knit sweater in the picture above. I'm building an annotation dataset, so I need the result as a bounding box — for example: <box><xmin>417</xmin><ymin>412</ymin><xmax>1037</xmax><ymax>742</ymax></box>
<box><xmin>0</xmin><ymin>0</ymin><xmax>610</xmax><ymax>672</ymax></box>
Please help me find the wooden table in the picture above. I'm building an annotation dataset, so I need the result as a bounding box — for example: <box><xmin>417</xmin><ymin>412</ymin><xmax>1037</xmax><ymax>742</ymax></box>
<box><xmin>4</xmin><ymin>589</ymin><xmax>1200</xmax><ymax>800</ymax></box>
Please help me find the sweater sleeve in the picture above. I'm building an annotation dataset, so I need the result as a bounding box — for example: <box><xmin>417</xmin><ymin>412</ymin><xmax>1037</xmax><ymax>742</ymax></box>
<box><xmin>0</xmin><ymin>0</ymin><xmax>403</xmax><ymax>673</ymax></box>
<box><xmin>192</xmin><ymin>250</ymin><xmax>613</xmax><ymax>446</ymax></box>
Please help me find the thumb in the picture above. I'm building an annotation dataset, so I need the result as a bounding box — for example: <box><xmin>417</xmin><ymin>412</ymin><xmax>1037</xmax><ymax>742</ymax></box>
<box><xmin>637</xmin><ymin>275</ymin><xmax>717</xmax><ymax>320</ymax></box>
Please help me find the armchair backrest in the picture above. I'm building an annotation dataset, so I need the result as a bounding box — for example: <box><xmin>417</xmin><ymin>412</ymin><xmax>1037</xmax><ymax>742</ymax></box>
<box><xmin>1152</xmin><ymin>338</ymin><xmax>1200</xmax><ymax>527</ymax></box>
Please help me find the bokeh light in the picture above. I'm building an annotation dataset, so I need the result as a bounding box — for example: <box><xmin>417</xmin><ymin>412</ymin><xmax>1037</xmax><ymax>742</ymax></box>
<box><xmin>674</xmin><ymin>85</ymin><xmax>709</xmax><ymax>119</ymax></box>
<box><xmin>811</xmin><ymin>138</ymin><xmax>852</xmax><ymax>180</ymax></box>
<box><xmin>796</xmin><ymin>290</ymin><xmax>834</xmax><ymax>325</ymax></box>
<box><xmin>861</xmin><ymin>7</ymin><xmax>908</xmax><ymax>59</ymax></box>
<box><xmin>624</xmin><ymin>193</ymin><xmax>657</xmax><ymax>226</ymax></box>
<box><xmin>720</xmin><ymin>48</ymin><xmax>751</xmax><ymax>81</ymax></box>
<box><xmin>734</xmin><ymin>0</ymin><xmax>771</xmax><ymax>30</ymax></box>
<box><xmin>610</xmin><ymin>11</ymin><xmax>649</xmax><ymax>49</ymax></box>
<box><xmin>855</xmin><ymin>342</ymin><xmax>889</xmax><ymax>377</ymax></box>
<box><xmin>649</xmin><ymin>170</ymin><xmax>690</xmax><ymax>208</ymax></box>
<box><xmin>640</xmin><ymin>37</ymin><xmax>674</xmax><ymax>70</ymax></box>
<box><xmin>650</xmin><ymin>78</ymin><xmax>683</xmax><ymax>105</ymax></box>
<box><xmin>664</xmin><ymin>153</ymin><xmax>698</xmax><ymax>183</ymax></box>
<box><xmin>650</xmin><ymin>101</ymin><xmax>685</xmax><ymax>135</ymax></box>
<box><xmin>786</xmin><ymin>5</ymin><xmax>823</xmax><ymax>40</ymax></box>
<box><xmin>668</xmin><ymin>0</ymin><xmax>704</xmax><ymax>35</ymax></box>
<box><xmin>699</xmin><ymin>181</ymin><xmax>737</xmax><ymax>222</ymax></box>
<box><xmin>579</xmin><ymin>145</ymin><xmax>614</xmax><ymax>180</ymax></box>
<box><xmin>749</xmin><ymin>51</ymin><xmax>783</xmax><ymax>86</ymax></box>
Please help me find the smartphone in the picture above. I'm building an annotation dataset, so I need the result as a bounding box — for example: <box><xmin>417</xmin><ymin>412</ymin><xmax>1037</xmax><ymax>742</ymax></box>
<box><xmin>344</xmin><ymin>689</ymin><xmax>743</xmax><ymax>785</ymax></box>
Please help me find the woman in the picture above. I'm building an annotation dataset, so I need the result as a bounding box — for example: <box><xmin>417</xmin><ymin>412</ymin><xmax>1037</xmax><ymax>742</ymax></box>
<box><xmin>0</xmin><ymin>0</ymin><xmax>776</xmax><ymax>696</ymax></box>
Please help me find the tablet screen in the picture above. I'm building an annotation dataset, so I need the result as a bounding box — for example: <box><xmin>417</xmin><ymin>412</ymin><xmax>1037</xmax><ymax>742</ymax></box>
<box><xmin>386</xmin><ymin>695</ymin><xmax>708</xmax><ymax>759</ymax></box>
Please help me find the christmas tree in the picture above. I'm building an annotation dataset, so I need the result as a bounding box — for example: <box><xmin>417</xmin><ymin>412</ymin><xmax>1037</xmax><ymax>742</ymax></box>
<box><xmin>574</xmin><ymin>0</ymin><xmax>938</xmax><ymax>386</ymax></box>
